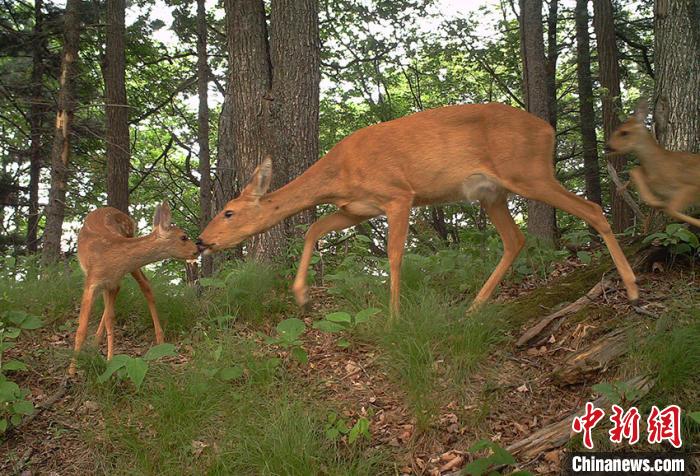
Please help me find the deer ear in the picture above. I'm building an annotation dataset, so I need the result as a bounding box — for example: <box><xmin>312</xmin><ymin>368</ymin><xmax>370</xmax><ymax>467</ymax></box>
<box><xmin>153</xmin><ymin>201</ymin><xmax>172</xmax><ymax>232</ymax></box>
<box><xmin>242</xmin><ymin>156</ymin><xmax>273</xmax><ymax>199</ymax></box>
<box><xmin>633</xmin><ymin>99</ymin><xmax>648</xmax><ymax>123</ymax></box>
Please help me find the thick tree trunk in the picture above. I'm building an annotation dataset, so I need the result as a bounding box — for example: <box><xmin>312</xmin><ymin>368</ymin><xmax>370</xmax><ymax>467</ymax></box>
<box><xmin>105</xmin><ymin>0</ymin><xmax>130</xmax><ymax>213</ymax></box>
<box><xmin>222</xmin><ymin>0</ymin><xmax>277</xmax><ymax>260</ymax></box>
<box><xmin>197</xmin><ymin>0</ymin><xmax>213</xmax><ymax>276</ymax></box>
<box><xmin>268</xmin><ymin>0</ymin><xmax>320</xmax><ymax>236</ymax></box>
<box><xmin>43</xmin><ymin>0</ymin><xmax>81</xmax><ymax>263</ymax></box>
<box><xmin>27</xmin><ymin>0</ymin><xmax>45</xmax><ymax>252</ymax></box>
<box><xmin>575</xmin><ymin>0</ymin><xmax>602</xmax><ymax>205</ymax></box>
<box><xmin>592</xmin><ymin>0</ymin><xmax>632</xmax><ymax>232</ymax></box>
<box><xmin>519</xmin><ymin>0</ymin><xmax>557</xmax><ymax>244</ymax></box>
<box><xmin>653</xmin><ymin>0</ymin><xmax>700</xmax><ymax>153</ymax></box>
<box><xmin>546</xmin><ymin>0</ymin><xmax>558</xmax><ymax>130</ymax></box>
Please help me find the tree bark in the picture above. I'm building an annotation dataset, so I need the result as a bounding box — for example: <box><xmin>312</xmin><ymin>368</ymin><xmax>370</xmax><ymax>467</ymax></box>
<box><xmin>575</xmin><ymin>0</ymin><xmax>602</xmax><ymax>205</ymax></box>
<box><xmin>653</xmin><ymin>0</ymin><xmax>700</xmax><ymax>153</ymax></box>
<box><xmin>546</xmin><ymin>0</ymin><xmax>558</xmax><ymax>130</ymax></box>
<box><xmin>105</xmin><ymin>0</ymin><xmax>130</xmax><ymax>213</ymax></box>
<box><xmin>27</xmin><ymin>0</ymin><xmax>45</xmax><ymax>252</ymax></box>
<box><xmin>197</xmin><ymin>0</ymin><xmax>213</xmax><ymax>276</ymax></box>
<box><xmin>269</xmin><ymin>0</ymin><xmax>320</xmax><ymax>237</ymax></box>
<box><xmin>519</xmin><ymin>0</ymin><xmax>557</xmax><ymax>244</ymax></box>
<box><xmin>592</xmin><ymin>0</ymin><xmax>632</xmax><ymax>232</ymax></box>
<box><xmin>43</xmin><ymin>0</ymin><xmax>82</xmax><ymax>263</ymax></box>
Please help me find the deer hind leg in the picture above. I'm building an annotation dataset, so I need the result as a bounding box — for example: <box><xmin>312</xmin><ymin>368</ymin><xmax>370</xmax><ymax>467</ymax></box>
<box><xmin>131</xmin><ymin>269</ymin><xmax>164</xmax><ymax>344</ymax></box>
<box><xmin>102</xmin><ymin>288</ymin><xmax>118</xmax><ymax>360</ymax></box>
<box><xmin>664</xmin><ymin>186</ymin><xmax>700</xmax><ymax>229</ymax></box>
<box><xmin>292</xmin><ymin>211</ymin><xmax>372</xmax><ymax>307</ymax></box>
<box><xmin>470</xmin><ymin>198</ymin><xmax>525</xmax><ymax>311</ymax></box>
<box><xmin>94</xmin><ymin>285</ymin><xmax>120</xmax><ymax>345</ymax></box>
<box><xmin>384</xmin><ymin>198</ymin><xmax>412</xmax><ymax>320</ymax></box>
<box><xmin>69</xmin><ymin>283</ymin><xmax>98</xmax><ymax>375</ymax></box>
<box><xmin>520</xmin><ymin>181</ymin><xmax>639</xmax><ymax>303</ymax></box>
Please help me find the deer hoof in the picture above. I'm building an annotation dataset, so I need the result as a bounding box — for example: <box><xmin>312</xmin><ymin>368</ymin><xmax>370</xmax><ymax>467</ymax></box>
<box><xmin>293</xmin><ymin>284</ymin><xmax>309</xmax><ymax>307</ymax></box>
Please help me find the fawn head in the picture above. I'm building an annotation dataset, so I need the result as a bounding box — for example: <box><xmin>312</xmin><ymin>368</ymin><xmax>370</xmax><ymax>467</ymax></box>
<box><xmin>197</xmin><ymin>157</ymin><xmax>273</xmax><ymax>253</ymax></box>
<box><xmin>152</xmin><ymin>202</ymin><xmax>200</xmax><ymax>260</ymax></box>
<box><xmin>606</xmin><ymin>99</ymin><xmax>650</xmax><ymax>155</ymax></box>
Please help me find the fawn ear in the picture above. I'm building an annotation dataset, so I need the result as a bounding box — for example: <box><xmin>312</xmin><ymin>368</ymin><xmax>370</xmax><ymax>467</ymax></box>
<box><xmin>242</xmin><ymin>156</ymin><xmax>272</xmax><ymax>200</ymax></box>
<box><xmin>153</xmin><ymin>201</ymin><xmax>172</xmax><ymax>232</ymax></box>
<box><xmin>633</xmin><ymin>99</ymin><xmax>648</xmax><ymax>123</ymax></box>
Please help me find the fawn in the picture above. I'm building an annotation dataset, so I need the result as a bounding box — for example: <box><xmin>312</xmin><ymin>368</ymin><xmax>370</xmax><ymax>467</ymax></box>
<box><xmin>607</xmin><ymin>100</ymin><xmax>700</xmax><ymax>229</ymax></box>
<box><xmin>68</xmin><ymin>202</ymin><xmax>199</xmax><ymax>375</ymax></box>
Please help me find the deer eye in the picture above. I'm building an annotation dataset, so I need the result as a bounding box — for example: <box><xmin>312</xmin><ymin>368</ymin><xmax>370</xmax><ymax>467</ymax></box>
<box><xmin>224</xmin><ymin>210</ymin><xmax>234</xmax><ymax>218</ymax></box>
<box><xmin>181</xmin><ymin>235</ymin><xmax>189</xmax><ymax>241</ymax></box>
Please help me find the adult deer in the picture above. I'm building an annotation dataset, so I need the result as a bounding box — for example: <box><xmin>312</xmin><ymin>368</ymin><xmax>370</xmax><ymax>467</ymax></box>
<box><xmin>68</xmin><ymin>203</ymin><xmax>199</xmax><ymax>375</ymax></box>
<box><xmin>607</xmin><ymin>100</ymin><xmax>700</xmax><ymax>228</ymax></box>
<box><xmin>198</xmin><ymin>103</ymin><xmax>639</xmax><ymax>315</ymax></box>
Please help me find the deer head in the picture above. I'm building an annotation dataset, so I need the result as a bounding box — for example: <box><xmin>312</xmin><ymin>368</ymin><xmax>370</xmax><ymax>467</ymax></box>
<box><xmin>152</xmin><ymin>201</ymin><xmax>200</xmax><ymax>260</ymax></box>
<box><xmin>606</xmin><ymin>99</ymin><xmax>651</xmax><ymax>155</ymax></box>
<box><xmin>197</xmin><ymin>157</ymin><xmax>273</xmax><ymax>253</ymax></box>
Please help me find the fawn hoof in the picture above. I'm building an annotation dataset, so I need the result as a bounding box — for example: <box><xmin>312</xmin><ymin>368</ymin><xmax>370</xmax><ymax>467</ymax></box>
<box><xmin>68</xmin><ymin>361</ymin><xmax>77</xmax><ymax>377</ymax></box>
<box><xmin>292</xmin><ymin>284</ymin><xmax>309</xmax><ymax>307</ymax></box>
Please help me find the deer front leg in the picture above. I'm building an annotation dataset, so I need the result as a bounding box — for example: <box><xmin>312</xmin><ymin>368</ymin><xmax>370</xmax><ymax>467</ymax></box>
<box><xmin>95</xmin><ymin>285</ymin><xmax>120</xmax><ymax>346</ymax></box>
<box><xmin>292</xmin><ymin>212</ymin><xmax>370</xmax><ymax>307</ymax></box>
<box><xmin>630</xmin><ymin>167</ymin><xmax>665</xmax><ymax>208</ymax></box>
<box><xmin>385</xmin><ymin>198</ymin><xmax>412</xmax><ymax>320</ymax></box>
<box><xmin>131</xmin><ymin>269</ymin><xmax>164</xmax><ymax>344</ymax></box>
<box><xmin>69</xmin><ymin>283</ymin><xmax>98</xmax><ymax>375</ymax></box>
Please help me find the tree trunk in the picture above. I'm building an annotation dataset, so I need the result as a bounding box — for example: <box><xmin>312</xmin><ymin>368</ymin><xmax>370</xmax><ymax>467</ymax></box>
<box><xmin>575</xmin><ymin>0</ymin><xmax>602</xmax><ymax>205</ymax></box>
<box><xmin>592</xmin><ymin>0</ymin><xmax>632</xmax><ymax>232</ymax></box>
<box><xmin>27</xmin><ymin>0</ymin><xmax>45</xmax><ymax>252</ymax></box>
<box><xmin>268</xmin><ymin>0</ymin><xmax>320</xmax><ymax>237</ymax></box>
<box><xmin>546</xmin><ymin>0</ymin><xmax>558</xmax><ymax>130</ymax></box>
<box><xmin>519</xmin><ymin>0</ymin><xmax>557</xmax><ymax>244</ymax></box>
<box><xmin>197</xmin><ymin>0</ymin><xmax>213</xmax><ymax>276</ymax></box>
<box><xmin>105</xmin><ymin>0</ymin><xmax>130</xmax><ymax>213</ymax></box>
<box><xmin>43</xmin><ymin>0</ymin><xmax>82</xmax><ymax>263</ymax></box>
<box><xmin>653</xmin><ymin>0</ymin><xmax>700</xmax><ymax>153</ymax></box>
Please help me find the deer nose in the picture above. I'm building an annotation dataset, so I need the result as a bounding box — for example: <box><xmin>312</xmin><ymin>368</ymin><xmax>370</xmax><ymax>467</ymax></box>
<box><xmin>195</xmin><ymin>238</ymin><xmax>207</xmax><ymax>252</ymax></box>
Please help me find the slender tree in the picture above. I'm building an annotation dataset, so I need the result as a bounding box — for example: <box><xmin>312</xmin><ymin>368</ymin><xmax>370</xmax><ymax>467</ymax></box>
<box><xmin>653</xmin><ymin>0</ymin><xmax>700</xmax><ymax>153</ymax></box>
<box><xmin>27</xmin><ymin>0</ymin><xmax>46</xmax><ymax>252</ymax></box>
<box><xmin>43</xmin><ymin>0</ymin><xmax>82</xmax><ymax>262</ymax></box>
<box><xmin>575</xmin><ymin>0</ymin><xmax>602</xmax><ymax>205</ymax></box>
<box><xmin>592</xmin><ymin>0</ymin><xmax>632</xmax><ymax>232</ymax></box>
<box><xmin>197</xmin><ymin>0</ymin><xmax>213</xmax><ymax>276</ymax></box>
<box><xmin>519</xmin><ymin>0</ymin><xmax>557</xmax><ymax>244</ymax></box>
<box><xmin>105</xmin><ymin>0</ymin><xmax>130</xmax><ymax>213</ymax></box>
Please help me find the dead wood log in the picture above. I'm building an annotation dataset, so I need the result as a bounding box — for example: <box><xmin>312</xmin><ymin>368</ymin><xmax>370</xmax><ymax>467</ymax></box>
<box><xmin>506</xmin><ymin>376</ymin><xmax>654</xmax><ymax>461</ymax></box>
<box><xmin>516</xmin><ymin>279</ymin><xmax>615</xmax><ymax>348</ymax></box>
<box><xmin>552</xmin><ymin>325</ymin><xmax>641</xmax><ymax>386</ymax></box>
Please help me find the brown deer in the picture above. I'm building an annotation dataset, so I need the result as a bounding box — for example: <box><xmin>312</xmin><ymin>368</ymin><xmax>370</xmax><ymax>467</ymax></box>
<box><xmin>68</xmin><ymin>203</ymin><xmax>199</xmax><ymax>375</ymax></box>
<box><xmin>198</xmin><ymin>103</ymin><xmax>639</xmax><ymax>316</ymax></box>
<box><xmin>606</xmin><ymin>100</ymin><xmax>700</xmax><ymax>228</ymax></box>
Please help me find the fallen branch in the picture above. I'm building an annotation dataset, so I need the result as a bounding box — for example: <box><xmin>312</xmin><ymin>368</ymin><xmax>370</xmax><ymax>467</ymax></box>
<box><xmin>507</xmin><ymin>376</ymin><xmax>654</xmax><ymax>460</ymax></box>
<box><xmin>14</xmin><ymin>378</ymin><xmax>69</xmax><ymax>432</ymax></box>
<box><xmin>606</xmin><ymin>162</ymin><xmax>646</xmax><ymax>222</ymax></box>
<box><xmin>552</xmin><ymin>325</ymin><xmax>640</xmax><ymax>386</ymax></box>
<box><xmin>516</xmin><ymin>279</ymin><xmax>615</xmax><ymax>348</ymax></box>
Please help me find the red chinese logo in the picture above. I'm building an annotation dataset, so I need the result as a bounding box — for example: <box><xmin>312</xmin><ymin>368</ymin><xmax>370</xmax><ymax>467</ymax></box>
<box><xmin>609</xmin><ymin>404</ymin><xmax>641</xmax><ymax>444</ymax></box>
<box><xmin>572</xmin><ymin>402</ymin><xmax>606</xmax><ymax>449</ymax></box>
<box><xmin>647</xmin><ymin>405</ymin><xmax>682</xmax><ymax>448</ymax></box>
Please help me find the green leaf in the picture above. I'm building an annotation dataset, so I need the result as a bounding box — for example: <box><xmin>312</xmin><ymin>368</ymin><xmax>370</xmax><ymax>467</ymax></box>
<box><xmin>3</xmin><ymin>327</ymin><xmax>20</xmax><ymax>339</ymax></box>
<box><xmin>219</xmin><ymin>365</ymin><xmax>244</xmax><ymax>381</ymax></box>
<box><xmin>325</xmin><ymin>312</ymin><xmax>352</xmax><ymax>324</ymax></box>
<box><xmin>689</xmin><ymin>412</ymin><xmax>700</xmax><ymax>424</ymax></box>
<box><xmin>313</xmin><ymin>320</ymin><xmax>346</xmax><ymax>333</ymax></box>
<box><xmin>97</xmin><ymin>355</ymin><xmax>130</xmax><ymax>383</ymax></box>
<box><xmin>12</xmin><ymin>400</ymin><xmax>34</xmax><ymax>415</ymax></box>
<box><xmin>10</xmin><ymin>414</ymin><xmax>21</xmax><ymax>426</ymax></box>
<box><xmin>325</xmin><ymin>427</ymin><xmax>339</xmax><ymax>440</ymax></box>
<box><xmin>125</xmin><ymin>358</ymin><xmax>149</xmax><ymax>390</ymax></box>
<box><xmin>463</xmin><ymin>459</ymin><xmax>492</xmax><ymax>476</ymax></box>
<box><xmin>327</xmin><ymin>412</ymin><xmax>337</xmax><ymax>424</ymax></box>
<box><xmin>276</xmin><ymin>318</ymin><xmax>306</xmax><ymax>341</ymax></box>
<box><xmin>0</xmin><ymin>380</ymin><xmax>21</xmax><ymax>401</ymax></box>
<box><xmin>469</xmin><ymin>439</ymin><xmax>494</xmax><ymax>452</ymax></box>
<box><xmin>354</xmin><ymin>307</ymin><xmax>380</xmax><ymax>324</ymax></box>
<box><xmin>291</xmin><ymin>347</ymin><xmax>308</xmax><ymax>364</ymax></box>
<box><xmin>337</xmin><ymin>338</ymin><xmax>351</xmax><ymax>348</ymax></box>
<box><xmin>2</xmin><ymin>359</ymin><xmax>28</xmax><ymax>371</ymax></box>
<box><xmin>143</xmin><ymin>343</ymin><xmax>177</xmax><ymax>361</ymax></box>
<box><xmin>18</xmin><ymin>315</ymin><xmax>43</xmax><ymax>330</ymax></box>
<box><xmin>0</xmin><ymin>418</ymin><xmax>7</xmax><ymax>433</ymax></box>
<box><xmin>592</xmin><ymin>382</ymin><xmax>620</xmax><ymax>404</ymax></box>
<box><xmin>576</xmin><ymin>251</ymin><xmax>592</xmax><ymax>265</ymax></box>
<box><xmin>491</xmin><ymin>444</ymin><xmax>516</xmax><ymax>466</ymax></box>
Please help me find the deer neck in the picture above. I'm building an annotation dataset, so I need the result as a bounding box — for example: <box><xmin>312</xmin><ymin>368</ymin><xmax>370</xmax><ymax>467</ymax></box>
<box><xmin>257</xmin><ymin>162</ymin><xmax>337</xmax><ymax>230</ymax></box>
<box><xmin>633</xmin><ymin>131</ymin><xmax>666</xmax><ymax>169</ymax></box>
<box><xmin>118</xmin><ymin>233</ymin><xmax>173</xmax><ymax>270</ymax></box>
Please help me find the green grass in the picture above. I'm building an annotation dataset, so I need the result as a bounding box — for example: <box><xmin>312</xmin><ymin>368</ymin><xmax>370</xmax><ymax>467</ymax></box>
<box><xmin>81</xmin><ymin>334</ymin><xmax>389</xmax><ymax>475</ymax></box>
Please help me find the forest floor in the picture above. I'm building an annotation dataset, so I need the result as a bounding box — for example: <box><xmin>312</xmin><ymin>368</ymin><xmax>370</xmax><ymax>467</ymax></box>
<box><xmin>1</xmin><ymin>248</ymin><xmax>699</xmax><ymax>475</ymax></box>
